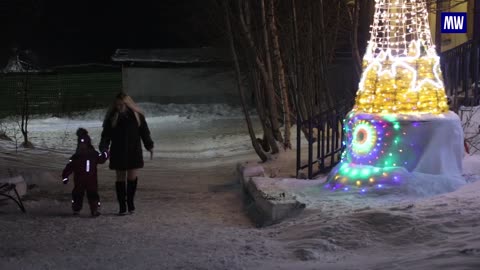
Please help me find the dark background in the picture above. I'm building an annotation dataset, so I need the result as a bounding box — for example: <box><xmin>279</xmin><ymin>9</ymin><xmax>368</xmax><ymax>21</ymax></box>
<box><xmin>0</xmin><ymin>0</ymin><xmax>220</xmax><ymax>68</ymax></box>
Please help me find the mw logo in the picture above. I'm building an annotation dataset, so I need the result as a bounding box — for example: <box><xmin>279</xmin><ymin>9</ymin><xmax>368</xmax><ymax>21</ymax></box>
<box><xmin>441</xmin><ymin>13</ymin><xmax>467</xmax><ymax>33</ymax></box>
<box><xmin>444</xmin><ymin>16</ymin><xmax>464</xmax><ymax>30</ymax></box>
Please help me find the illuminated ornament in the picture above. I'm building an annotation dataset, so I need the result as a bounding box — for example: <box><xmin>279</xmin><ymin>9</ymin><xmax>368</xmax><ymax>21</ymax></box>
<box><xmin>354</xmin><ymin>0</ymin><xmax>448</xmax><ymax>115</ymax></box>
<box><xmin>326</xmin><ymin>0</ymin><xmax>464</xmax><ymax>193</ymax></box>
<box><xmin>352</xmin><ymin>120</ymin><xmax>377</xmax><ymax>156</ymax></box>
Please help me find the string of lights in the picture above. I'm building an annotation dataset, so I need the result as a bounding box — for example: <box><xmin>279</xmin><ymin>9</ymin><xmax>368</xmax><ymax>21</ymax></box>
<box><xmin>326</xmin><ymin>0</ymin><xmax>454</xmax><ymax>192</ymax></box>
<box><xmin>354</xmin><ymin>0</ymin><xmax>448</xmax><ymax>114</ymax></box>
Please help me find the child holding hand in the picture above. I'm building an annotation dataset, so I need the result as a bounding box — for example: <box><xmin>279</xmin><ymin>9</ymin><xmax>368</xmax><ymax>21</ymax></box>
<box><xmin>62</xmin><ymin>128</ymin><xmax>108</xmax><ymax>217</ymax></box>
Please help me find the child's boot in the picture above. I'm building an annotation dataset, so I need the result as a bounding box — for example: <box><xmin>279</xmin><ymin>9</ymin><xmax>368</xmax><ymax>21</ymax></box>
<box><xmin>71</xmin><ymin>191</ymin><xmax>83</xmax><ymax>214</ymax></box>
<box><xmin>87</xmin><ymin>191</ymin><xmax>101</xmax><ymax>217</ymax></box>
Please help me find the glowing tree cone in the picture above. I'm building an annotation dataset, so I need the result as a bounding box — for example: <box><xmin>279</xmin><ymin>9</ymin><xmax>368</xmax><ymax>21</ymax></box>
<box><xmin>326</xmin><ymin>0</ymin><xmax>464</xmax><ymax>192</ymax></box>
<box><xmin>355</xmin><ymin>0</ymin><xmax>448</xmax><ymax>114</ymax></box>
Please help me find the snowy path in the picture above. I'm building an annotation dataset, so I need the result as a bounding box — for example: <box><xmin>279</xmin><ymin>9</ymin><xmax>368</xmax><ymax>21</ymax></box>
<box><xmin>2</xmin><ymin>148</ymin><xmax>480</xmax><ymax>270</ymax></box>
<box><xmin>1</xmin><ymin>104</ymin><xmax>480</xmax><ymax>269</ymax></box>
<box><xmin>0</xmin><ymin>153</ymin><xmax>286</xmax><ymax>270</ymax></box>
<box><xmin>0</xmin><ymin>105</ymin><xmax>286</xmax><ymax>270</ymax></box>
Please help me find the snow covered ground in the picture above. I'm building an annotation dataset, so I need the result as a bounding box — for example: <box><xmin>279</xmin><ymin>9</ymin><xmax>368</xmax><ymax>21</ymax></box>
<box><xmin>1</xmin><ymin>105</ymin><xmax>480</xmax><ymax>269</ymax></box>
<box><xmin>0</xmin><ymin>103</ymin><xmax>259</xmax><ymax>159</ymax></box>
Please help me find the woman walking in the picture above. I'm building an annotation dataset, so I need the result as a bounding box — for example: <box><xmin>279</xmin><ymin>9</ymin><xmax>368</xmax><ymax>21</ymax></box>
<box><xmin>100</xmin><ymin>92</ymin><xmax>154</xmax><ymax>215</ymax></box>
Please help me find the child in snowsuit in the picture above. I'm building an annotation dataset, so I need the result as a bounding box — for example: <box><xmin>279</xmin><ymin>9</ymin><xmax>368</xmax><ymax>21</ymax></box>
<box><xmin>62</xmin><ymin>128</ymin><xmax>109</xmax><ymax>217</ymax></box>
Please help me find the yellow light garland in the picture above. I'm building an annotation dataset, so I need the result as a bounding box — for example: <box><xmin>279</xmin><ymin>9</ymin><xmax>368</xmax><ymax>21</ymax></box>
<box><xmin>353</xmin><ymin>0</ymin><xmax>448</xmax><ymax>114</ymax></box>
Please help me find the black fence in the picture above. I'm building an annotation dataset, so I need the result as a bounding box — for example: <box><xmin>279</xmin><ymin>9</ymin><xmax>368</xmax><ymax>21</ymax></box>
<box><xmin>296</xmin><ymin>100</ymin><xmax>353</xmax><ymax>179</ymax></box>
<box><xmin>296</xmin><ymin>40</ymin><xmax>480</xmax><ymax>179</ymax></box>
<box><xmin>441</xmin><ymin>39</ymin><xmax>480</xmax><ymax>110</ymax></box>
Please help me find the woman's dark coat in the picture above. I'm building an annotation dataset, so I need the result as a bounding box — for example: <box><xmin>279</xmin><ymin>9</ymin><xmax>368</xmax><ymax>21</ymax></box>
<box><xmin>99</xmin><ymin>109</ymin><xmax>154</xmax><ymax>170</ymax></box>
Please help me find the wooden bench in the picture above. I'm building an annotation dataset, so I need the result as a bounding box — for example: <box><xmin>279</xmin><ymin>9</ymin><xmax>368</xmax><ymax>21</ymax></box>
<box><xmin>0</xmin><ymin>182</ymin><xmax>26</xmax><ymax>213</ymax></box>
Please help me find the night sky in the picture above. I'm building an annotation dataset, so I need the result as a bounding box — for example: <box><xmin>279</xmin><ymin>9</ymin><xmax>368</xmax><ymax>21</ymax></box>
<box><xmin>1</xmin><ymin>0</ymin><xmax>219</xmax><ymax>67</ymax></box>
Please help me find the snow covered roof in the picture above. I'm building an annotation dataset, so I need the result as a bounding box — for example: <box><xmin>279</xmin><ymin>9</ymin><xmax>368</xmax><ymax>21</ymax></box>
<box><xmin>2</xmin><ymin>56</ymin><xmax>26</xmax><ymax>72</ymax></box>
<box><xmin>2</xmin><ymin>55</ymin><xmax>42</xmax><ymax>73</ymax></box>
<box><xmin>111</xmin><ymin>48</ymin><xmax>231</xmax><ymax>64</ymax></box>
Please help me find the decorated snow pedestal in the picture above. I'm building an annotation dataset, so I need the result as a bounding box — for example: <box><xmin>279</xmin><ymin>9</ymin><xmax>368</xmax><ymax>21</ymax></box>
<box><xmin>326</xmin><ymin>0</ymin><xmax>465</xmax><ymax>192</ymax></box>
<box><xmin>326</xmin><ymin>111</ymin><xmax>464</xmax><ymax>192</ymax></box>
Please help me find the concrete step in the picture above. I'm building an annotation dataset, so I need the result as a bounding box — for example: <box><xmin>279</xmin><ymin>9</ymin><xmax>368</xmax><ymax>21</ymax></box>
<box><xmin>238</xmin><ymin>162</ymin><xmax>306</xmax><ymax>227</ymax></box>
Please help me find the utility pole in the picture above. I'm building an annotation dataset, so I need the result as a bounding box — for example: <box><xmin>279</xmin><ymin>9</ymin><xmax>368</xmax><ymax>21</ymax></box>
<box><xmin>473</xmin><ymin>0</ymin><xmax>480</xmax><ymax>103</ymax></box>
<box><xmin>435</xmin><ymin>0</ymin><xmax>442</xmax><ymax>54</ymax></box>
<box><xmin>475</xmin><ymin>0</ymin><xmax>480</xmax><ymax>41</ymax></box>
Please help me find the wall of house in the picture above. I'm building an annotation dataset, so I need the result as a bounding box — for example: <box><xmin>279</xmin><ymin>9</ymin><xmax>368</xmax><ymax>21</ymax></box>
<box><xmin>123</xmin><ymin>66</ymin><xmax>240</xmax><ymax>104</ymax></box>
<box><xmin>429</xmin><ymin>1</ymin><xmax>470</xmax><ymax>52</ymax></box>
<box><xmin>123</xmin><ymin>59</ymin><xmax>356</xmax><ymax>106</ymax></box>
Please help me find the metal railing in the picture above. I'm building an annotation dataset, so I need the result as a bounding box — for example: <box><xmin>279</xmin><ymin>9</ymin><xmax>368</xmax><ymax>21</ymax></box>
<box><xmin>296</xmin><ymin>100</ymin><xmax>353</xmax><ymax>179</ymax></box>
<box><xmin>295</xmin><ymin>40</ymin><xmax>480</xmax><ymax>180</ymax></box>
<box><xmin>441</xmin><ymin>39</ymin><xmax>480</xmax><ymax>110</ymax></box>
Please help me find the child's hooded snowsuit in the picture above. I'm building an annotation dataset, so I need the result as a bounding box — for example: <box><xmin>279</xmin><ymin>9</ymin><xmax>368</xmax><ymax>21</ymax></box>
<box><xmin>62</xmin><ymin>128</ymin><xmax>108</xmax><ymax>214</ymax></box>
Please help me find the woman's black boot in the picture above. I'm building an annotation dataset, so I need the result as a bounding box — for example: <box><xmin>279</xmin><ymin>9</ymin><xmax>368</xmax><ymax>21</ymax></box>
<box><xmin>127</xmin><ymin>178</ymin><xmax>137</xmax><ymax>214</ymax></box>
<box><xmin>115</xmin><ymin>181</ymin><xmax>127</xmax><ymax>215</ymax></box>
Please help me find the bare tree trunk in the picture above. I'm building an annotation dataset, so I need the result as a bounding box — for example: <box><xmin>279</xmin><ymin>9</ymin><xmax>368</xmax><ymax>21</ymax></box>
<box><xmin>261</xmin><ymin>0</ymin><xmax>274</xmax><ymax>88</ymax></box>
<box><xmin>224</xmin><ymin>0</ymin><xmax>268</xmax><ymax>162</ymax></box>
<box><xmin>20</xmin><ymin>73</ymin><xmax>32</xmax><ymax>148</ymax></box>
<box><xmin>290</xmin><ymin>0</ymin><xmax>312</xmax><ymax>141</ymax></box>
<box><xmin>238</xmin><ymin>0</ymin><xmax>283</xmax><ymax>147</ymax></box>
<box><xmin>215</xmin><ymin>0</ymin><xmax>353</xmax><ymax>160</ymax></box>
<box><xmin>252</xmin><ymin>66</ymin><xmax>277</xmax><ymax>153</ymax></box>
<box><xmin>268</xmin><ymin>0</ymin><xmax>292</xmax><ymax>149</ymax></box>
<box><xmin>259</xmin><ymin>0</ymin><xmax>280</xmax><ymax>153</ymax></box>
<box><xmin>318</xmin><ymin>0</ymin><xmax>334</xmax><ymax>108</ymax></box>
<box><xmin>347</xmin><ymin>0</ymin><xmax>362</xmax><ymax>78</ymax></box>
<box><xmin>291</xmin><ymin>0</ymin><xmax>308</xmax><ymax>122</ymax></box>
<box><xmin>328</xmin><ymin>1</ymin><xmax>342</xmax><ymax>64</ymax></box>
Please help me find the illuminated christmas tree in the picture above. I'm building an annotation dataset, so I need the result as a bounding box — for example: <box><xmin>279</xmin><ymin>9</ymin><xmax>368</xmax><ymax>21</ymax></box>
<box><xmin>356</xmin><ymin>0</ymin><xmax>448</xmax><ymax>114</ymax></box>
<box><xmin>326</xmin><ymin>0</ymin><xmax>464</xmax><ymax>192</ymax></box>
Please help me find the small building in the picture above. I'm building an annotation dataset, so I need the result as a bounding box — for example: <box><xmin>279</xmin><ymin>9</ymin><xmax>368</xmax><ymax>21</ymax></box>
<box><xmin>111</xmin><ymin>47</ymin><xmax>239</xmax><ymax>104</ymax></box>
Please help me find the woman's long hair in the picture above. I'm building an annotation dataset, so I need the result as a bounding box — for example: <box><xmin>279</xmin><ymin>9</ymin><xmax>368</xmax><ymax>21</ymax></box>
<box><xmin>104</xmin><ymin>92</ymin><xmax>144</xmax><ymax>128</ymax></box>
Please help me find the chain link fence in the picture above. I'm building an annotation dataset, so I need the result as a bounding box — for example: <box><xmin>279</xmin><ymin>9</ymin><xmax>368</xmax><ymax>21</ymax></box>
<box><xmin>0</xmin><ymin>70</ymin><xmax>121</xmax><ymax>118</ymax></box>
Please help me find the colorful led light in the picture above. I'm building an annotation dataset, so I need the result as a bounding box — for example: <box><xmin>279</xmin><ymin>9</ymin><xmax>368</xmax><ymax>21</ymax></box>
<box><xmin>352</xmin><ymin>120</ymin><xmax>378</xmax><ymax>156</ymax></box>
<box><xmin>327</xmin><ymin>0</ymin><xmax>448</xmax><ymax>193</ymax></box>
<box><xmin>353</xmin><ymin>0</ymin><xmax>448</xmax><ymax>115</ymax></box>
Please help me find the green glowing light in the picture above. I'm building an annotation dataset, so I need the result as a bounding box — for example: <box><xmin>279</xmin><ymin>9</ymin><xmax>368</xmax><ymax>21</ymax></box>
<box><xmin>383</xmin><ymin>114</ymin><xmax>397</xmax><ymax>122</ymax></box>
<box><xmin>361</xmin><ymin>168</ymin><xmax>370</xmax><ymax>177</ymax></box>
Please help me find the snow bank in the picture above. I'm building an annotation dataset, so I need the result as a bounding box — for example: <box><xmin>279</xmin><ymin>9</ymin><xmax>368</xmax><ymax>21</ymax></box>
<box><xmin>0</xmin><ymin>103</ymin><xmax>260</xmax><ymax>159</ymax></box>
